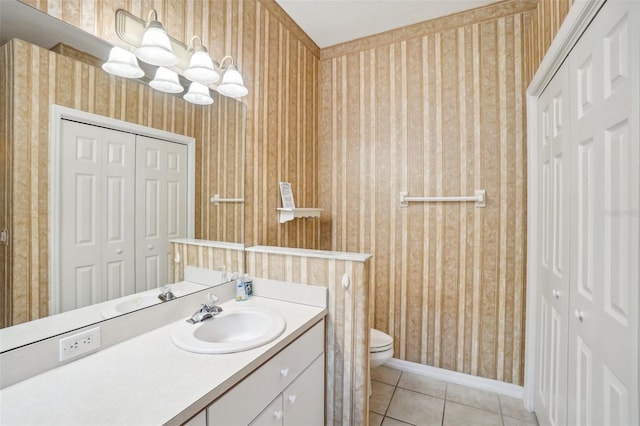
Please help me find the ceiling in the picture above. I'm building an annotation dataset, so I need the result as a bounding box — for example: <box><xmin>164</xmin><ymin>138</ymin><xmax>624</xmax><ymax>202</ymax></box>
<box><xmin>275</xmin><ymin>0</ymin><xmax>503</xmax><ymax>48</ymax></box>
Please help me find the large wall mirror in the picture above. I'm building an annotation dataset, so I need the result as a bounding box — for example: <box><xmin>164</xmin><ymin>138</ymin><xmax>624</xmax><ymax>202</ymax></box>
<box><xmin>0</xmin><ymin>1</ymin><xmax>245</xmax><ymax>351</ymax></box>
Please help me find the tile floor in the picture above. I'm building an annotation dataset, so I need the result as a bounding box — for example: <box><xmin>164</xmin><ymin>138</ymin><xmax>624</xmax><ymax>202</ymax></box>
<box><xmin>369</xmin><ymin>366</ymin><xmax>539</xmax><ymax>426</ymax></box>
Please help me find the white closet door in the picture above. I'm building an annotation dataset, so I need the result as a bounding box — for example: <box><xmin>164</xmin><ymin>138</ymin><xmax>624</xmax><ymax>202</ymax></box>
<box><xmin>567</xmin><ymin>1</ymin><xmax>639</xmax><ymax>425</ymax></box>
<box><xmin>135</xmin><ymin>135</ymin><xmax>187</xmax><ymax>292</ymax></box>
<box><xmin>535</xmin><ymin>60</ymin><xmax>571</xmax><ymax>426</ymax></box>
<box><xmin>60</xmin><ymin>120</ymin><xmax>135</xmax><ymax>312</ymax></box>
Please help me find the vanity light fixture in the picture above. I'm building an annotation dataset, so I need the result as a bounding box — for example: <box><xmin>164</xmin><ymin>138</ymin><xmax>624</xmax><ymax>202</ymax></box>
<box><xmin>217</xmin><ymin>56</ymin><xmax>249</xmax><ymax>98</ymax></box>
<box><xmin>109</xmin><ymin>8</ymin><xmax>249</xmax><ymax>102</ymax></box>
<box><xmin>184</xmin><ymin>35</ymin><xmax>220</xmax><ymax>84</ymax></box>
<box><xmin>101</xmin><ymin>46</ymin><xmax>144</xmax><ymax>78</ymax></box>
<box><xmin>135</xmin><ymin>9</ymin><xmax>178</xmax><ymax>67</ymax></box>
<box><xmin>149</xmin><ymin>67</ymin><xmax>184</xmax><ymax>93</ymax></box>
<box><xmin>184</xmin><ymin>82</ymin><xmax>214</xmax><ymax>105</ymax></box>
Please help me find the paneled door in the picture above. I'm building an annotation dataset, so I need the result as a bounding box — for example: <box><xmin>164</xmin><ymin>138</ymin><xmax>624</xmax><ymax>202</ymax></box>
<box><xmin>135</xmin><ymin>135</ymin><xmax>188</xmax><ymax>292</ymax></box>
<box><xmin>60</xmin><ymin>120</ymin><xmax>136</xmax><ymax>312</ymax></box>
<box><xmin>535</xmin><ymin>59</ymin><xmax>571</xmax><ymax>426</ymax></box>
<box><xmin>567</xmin><ymin>1</ymin><xmax>639</xmax><ymax>425</ymax></box>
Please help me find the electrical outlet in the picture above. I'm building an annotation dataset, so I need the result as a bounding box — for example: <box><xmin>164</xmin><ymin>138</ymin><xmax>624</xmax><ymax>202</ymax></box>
<box><xmin>59</xmin><ymin>327</ymin><xmax>101</xmax><ymax>361</ymax></box>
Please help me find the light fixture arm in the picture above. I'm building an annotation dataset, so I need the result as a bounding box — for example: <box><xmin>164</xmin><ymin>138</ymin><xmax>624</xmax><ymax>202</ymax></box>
<box><xmin>219</xmin><ymin>55</ymin><xmax>235</xmax><ymax>68</ymax></box>
<box><xmin>188</xmin><ymin>35</ymin><xmax>204</xmax><ymax>51</ymax></box>
<box><xmin>147</xmin><ymin>9</ymin><xmax>159</xmax><ymax>24</ymax></box>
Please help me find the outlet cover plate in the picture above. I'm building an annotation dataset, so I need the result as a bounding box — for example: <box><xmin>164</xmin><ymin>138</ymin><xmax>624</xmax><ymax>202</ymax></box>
<box><xmin>59</xmin><ymin>327</ymin><xmax>101</xmax><ymax>361</ymax></box>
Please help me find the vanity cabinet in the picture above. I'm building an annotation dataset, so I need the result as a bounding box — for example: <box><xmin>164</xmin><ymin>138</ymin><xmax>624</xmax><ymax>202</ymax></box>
<box><xmin>251</xmin><ymin>354</ymin><xmax>324</xmax><ymax>425</ymax></box>
<box><xmin>206</xmin><ymin>319</ymin><xmax>325</xmax><ymax>426</ymax></box>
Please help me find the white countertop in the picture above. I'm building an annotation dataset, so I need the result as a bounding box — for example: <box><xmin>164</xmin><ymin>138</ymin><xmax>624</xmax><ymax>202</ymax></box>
<box><xmin>0</xmin><ymin>296</ymin><xmax>326</xmax><ymax>425</ymax></box>
<box><xmin>0</xmin><ymin>280</ymin><xmax>208</xmax><ymax>353</ymax></box>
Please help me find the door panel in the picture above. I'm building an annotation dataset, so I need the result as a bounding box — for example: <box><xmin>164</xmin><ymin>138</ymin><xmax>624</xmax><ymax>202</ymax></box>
<box><xmin>60</xmin><ymin>120</ymin><xmax>136</xmax><ymax>313</ymax></box>
<box><xmin>567</xmin><ymin>2</ymin><xmax>638</xmax><ymax>425</ymax></box>
<box><xmin>102</xmin><ymin>129</ymin><xmax>136</xmax><ymax>300</ymax></box>
<box><xmin>135</xmin><ymin>135</ymin><xmax>187</xmax><ymax>292</ymax></box>
<box><xmin>535</xmin><ymin>60</ymin><xmax>571</xmax><ymax>426</ymax></box>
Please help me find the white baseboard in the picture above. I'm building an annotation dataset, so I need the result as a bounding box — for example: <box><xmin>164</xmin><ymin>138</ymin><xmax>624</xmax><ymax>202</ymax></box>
<box><xmin>384</xmin><ymin>358</ymin><xmax>524</xmax><ymax>400</ymax></box>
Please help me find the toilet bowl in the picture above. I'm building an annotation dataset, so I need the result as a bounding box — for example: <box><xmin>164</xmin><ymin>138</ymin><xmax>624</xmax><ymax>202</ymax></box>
<box><xmin>370</xmin><ymin>328</ymin><xmax>393</xmax><ymax>368</ymax></box>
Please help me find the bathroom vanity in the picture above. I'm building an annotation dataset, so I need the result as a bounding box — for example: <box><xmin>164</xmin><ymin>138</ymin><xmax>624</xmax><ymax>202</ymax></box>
<box><xmin>0</xmin><ymin>282</ymin><xmax>327</xmax><ymax>425</ymax></box>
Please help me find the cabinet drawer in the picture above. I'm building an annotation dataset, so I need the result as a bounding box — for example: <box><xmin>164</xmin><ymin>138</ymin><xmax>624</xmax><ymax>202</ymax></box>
<box><xmin>207</xmin><ymin>320</ymin><xmax>324</xmax><ymax>425</ymax></box>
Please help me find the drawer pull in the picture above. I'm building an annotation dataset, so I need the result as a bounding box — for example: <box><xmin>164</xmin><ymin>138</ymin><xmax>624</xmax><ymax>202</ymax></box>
<box><xmin>274</xmin><ymin>410</ymin><xmax>283</xmax><ymax>420</ymax></box>
<box><xmin>288</xmin><ymin>395</ymin><xmax>297</xmax><ymax>404</ymax></box>
<box><xmin>280</xmin><ymin>368</ymin><xmax>289</xmax><ymax>377</ymax></box>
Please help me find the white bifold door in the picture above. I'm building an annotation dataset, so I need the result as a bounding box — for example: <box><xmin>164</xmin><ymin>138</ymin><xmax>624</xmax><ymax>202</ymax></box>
<box><xmin>60</xmin><ymin>120</ymin><xmax>187</xmax><ymax>312</ymax></box>
<box><xmin>534</xmin><ymin>1</ymin><xmax>638</xmax><ymax>425</ymax></box>
<box><xmin>135</xmin><ymin>135</ymin><xmax>187</xmax><ymax>292</ymax></box>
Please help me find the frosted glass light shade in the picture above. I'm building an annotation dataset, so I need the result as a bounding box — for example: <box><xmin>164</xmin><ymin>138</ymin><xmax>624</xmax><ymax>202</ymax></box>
<box><xmin>184</xmin><ymin>82</ymin><xmax>213</xmax><ymax>105</ymax></box>
<box><xmin>149</xmin><ymin>67</ymin><xmax>183</xmax><ymax>93</ymax></box>
<box><xmin>184</xmin><ymin>48</ymin><xmax>220</xmax><ymax>84</ymax></box>
<box><xmin>102</xmin><ymin>46</ymin><xmax>144</xmax><ymax>78</ymax></box>
<box><xmin>135</xmin><ymin>22</ymin><xmax>178</xmax><ymax>66</ymax></box>
<box><xmin>217</xmin><ymin>65</ymin><xmax>248</xmax><ymax>98</ymax></box>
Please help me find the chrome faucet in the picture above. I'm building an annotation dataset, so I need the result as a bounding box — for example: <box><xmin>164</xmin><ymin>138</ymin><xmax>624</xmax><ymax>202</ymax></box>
<box><xmin>158</xmin><ymin>285</ymin><xmax>176</xmax><ymax>302</ymax></box>
<box><xmin>187</xmin><ymin>293</ymin><xmax>223</xmax><ymax>324</ymax></box>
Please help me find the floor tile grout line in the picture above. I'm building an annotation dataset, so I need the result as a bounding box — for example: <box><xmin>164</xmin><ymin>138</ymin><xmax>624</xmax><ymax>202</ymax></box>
<box><xmin>382</xmin><ymin>371</ymin><xmax>402</xmax><ymax>418</ymax></box>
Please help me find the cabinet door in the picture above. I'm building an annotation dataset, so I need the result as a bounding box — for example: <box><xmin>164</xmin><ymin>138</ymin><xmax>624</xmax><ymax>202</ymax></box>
<box><xmin>249</xmin><ymin>395</ymin><xmax>283</xmax><ymax>426</ymax></box>
<box><xmin>283</xmin><ymin>355</ymin><xmax>324</xmax><ymax>426</ymax></box>
<box><xmin>535</xmin><ymin>57</ymin><xmax>571</xmax><ymax>426</ymax></box>
<box><xmin>567</xmin><ymin>1</ymin><xmax>639</xmax><ymax>425</ymax></box>
<box><xmin>135</xmin><ymin>135</ymin><xmax>187</xmax><ymax>291</ymax></box>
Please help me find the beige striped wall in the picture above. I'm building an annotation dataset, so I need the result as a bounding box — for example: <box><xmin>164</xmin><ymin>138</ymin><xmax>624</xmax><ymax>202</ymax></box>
<box><xmin>524</xmin><ymin>0</ymin><xmax>575</xmax><ymax>84</ymax></box>
<box><xmin>170</xmin><ymin>241</ymin><xmax>244</xmax><ymax>283</ymax></box>
<box><xmin>318</xmin><ymin>0</ymin><xmax>537</xmax><ymax>385</ymax></box>
<box><xmin>1</xmin><ymin>38</ymin><xmax>244</xmax><ymax>326</ymax></box>
<box><xmin>315</xmin><ymin>0</ymin><xmax>576</xmax><ymax>386</ymax></box>
<box><xmin>245</xmin><ymin>248</ymin><xmax>370</xmax><ymax>426</ymax></box>
<box><xmin>21</xmin><ymin>0</ymin><xmax>322</xmax><ymax>249</ymax></box>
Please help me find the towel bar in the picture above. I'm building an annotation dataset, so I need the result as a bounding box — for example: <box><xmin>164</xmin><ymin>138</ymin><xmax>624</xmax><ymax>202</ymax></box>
<box><xmin>399</xmin><ymin>190</ymin><xmax>486</xmax><ymax>208</ymax></box>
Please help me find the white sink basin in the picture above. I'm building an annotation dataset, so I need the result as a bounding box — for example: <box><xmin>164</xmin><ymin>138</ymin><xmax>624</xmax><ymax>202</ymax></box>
<box><xmin>101</xmin><ymin>290</ymin><xmax>186</xmax><ymax>318</ymax></box>
<box><xmin>171</xmin><ymin>307</ymin><xmax>286</xmax><ymax>354</ymax></box>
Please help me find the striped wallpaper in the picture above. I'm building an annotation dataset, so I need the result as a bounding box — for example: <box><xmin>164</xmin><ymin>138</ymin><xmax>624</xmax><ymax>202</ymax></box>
<box><xmin>1</xmin><ymin>39</ymin><xmax>244</xmax><ymax>326</ymax></box>
<box><xmin>170</xmin><ymin>241</ymin><xmax>244</xmax><ymax>283</ymax></box>
<box><xmin>20</xmin><ymin>0</ymin><xmax>322</xmax><ymax>249</ymax></box>
<box><xmin>318</xmin><ymin>0</ymin><xmax>537</xmax><ymax>385</ymax></box>
<box><xmin>524</xmin><ymin>0</ymin><xmax>575</xmax><ymax>84</ymax></box>
<box><xmin>315</xmin><ymin>0</ymin><xmax>576</xmax><ymax>386</ymax></box>
<box><xmin>245</xmin><ymin>247</ymin><xmax>371</xmax><ymax>425</ymax></box>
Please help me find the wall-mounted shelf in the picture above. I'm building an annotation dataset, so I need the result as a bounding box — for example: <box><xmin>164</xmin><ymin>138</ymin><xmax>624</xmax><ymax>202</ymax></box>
<box><xmin>277</xmin><ymin>208</ymin><xmax>323</xmax><ymax>223</ymax></box>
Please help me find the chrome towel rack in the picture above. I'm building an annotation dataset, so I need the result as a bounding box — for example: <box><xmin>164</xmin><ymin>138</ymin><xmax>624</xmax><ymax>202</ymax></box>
<box><xmin>399</xmin><ymin>190</ymin><xmax>486</xmax><ymax>208</ymax></box>
<box><xmin>210</xmin><ymin>194</ymin><xmax>245</xmax><ymax>206</ymax></box>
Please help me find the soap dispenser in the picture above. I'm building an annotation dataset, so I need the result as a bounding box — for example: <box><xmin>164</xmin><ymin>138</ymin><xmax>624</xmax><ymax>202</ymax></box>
<box><xmin>235</xmin><ymin>273</ymin><xmax>248</xmax><ymax>301</ymax></box>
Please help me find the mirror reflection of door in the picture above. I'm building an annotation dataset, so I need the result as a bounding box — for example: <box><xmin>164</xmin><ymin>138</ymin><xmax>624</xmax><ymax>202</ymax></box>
<box><xmin>58</xmin><ymin>119</ymin><xmax>187</xmax><ymax>314</ymax></box>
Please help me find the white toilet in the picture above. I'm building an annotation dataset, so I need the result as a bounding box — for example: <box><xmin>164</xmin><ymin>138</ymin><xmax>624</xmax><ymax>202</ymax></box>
<box><xmin>370</xmin><ymin>328</ymin><xmax>393</xmax><ymax>368</ymax></box>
